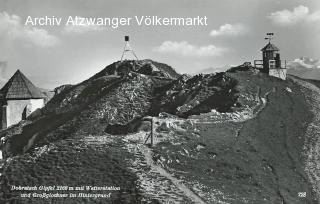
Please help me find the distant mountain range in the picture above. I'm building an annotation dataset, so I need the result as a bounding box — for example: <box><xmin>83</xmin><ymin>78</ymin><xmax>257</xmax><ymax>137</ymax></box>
<box><xmin>287</xmin><ymin>57</ymin><xmax>320</xmax><ymax>80</ymax></box>
<box><xmin>194</xmin><ymin>64</ymin><xmax>233</xmax><ymax>75</ymax></box>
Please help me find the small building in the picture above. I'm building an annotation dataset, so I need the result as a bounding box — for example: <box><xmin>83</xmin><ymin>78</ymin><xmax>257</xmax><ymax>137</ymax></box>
<box><xmin>0</xmin><ymin>70</ymin><xmax>45</xmax><ymax>129</ymax></box>
<box><xmin>254</xmin><ymin>34</ymin><xmax>287</xmax><ymax>80</ymax></box>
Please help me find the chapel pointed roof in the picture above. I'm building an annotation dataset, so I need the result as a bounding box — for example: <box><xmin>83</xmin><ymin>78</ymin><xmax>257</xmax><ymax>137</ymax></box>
<box><xmin>0</xmin><ymin>70</ymin><xmax>45</xmax><ymax>99</ymax></box>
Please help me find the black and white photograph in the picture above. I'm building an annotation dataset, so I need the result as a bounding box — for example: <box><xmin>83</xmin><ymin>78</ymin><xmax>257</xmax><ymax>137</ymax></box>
<box><xmin>0</xmin><ymin>0</ymin><xmax>319</xmax><ymax>203</ymax></box>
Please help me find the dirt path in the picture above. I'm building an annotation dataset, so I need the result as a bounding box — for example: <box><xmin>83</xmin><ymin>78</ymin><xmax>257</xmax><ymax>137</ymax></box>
<box><xmin>122</xmin><ymin>132</ymin><xmax>207</xmax><ymax>203</ymax></box>
<box><xmin>292</xmin><ymin>78</ymin><xmax>320</xmax><ymax>200</ymax></box>
<box><xmin>140</xmin><ymin>145</ymin><xmax>207</xmax><ymax>204</ymax></box>
<box><xmin>190</xmin><ymin>87</ymin><xmax>270</xmax><ymax>124</ymax></box>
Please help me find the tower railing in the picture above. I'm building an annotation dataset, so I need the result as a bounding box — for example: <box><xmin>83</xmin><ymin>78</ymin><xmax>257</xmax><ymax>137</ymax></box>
<box><xmin>254</xmin><ymin>60</ymin><xmax>263</xmax><ymax>69</ymax></box>
<box><xmin>254</xmin><ymin>60</ymin><xmax>287</xmax><ymax>69</ymax></box>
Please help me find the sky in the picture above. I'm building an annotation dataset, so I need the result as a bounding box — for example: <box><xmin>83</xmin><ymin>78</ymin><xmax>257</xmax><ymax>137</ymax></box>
<box><xmin>0</xmin><ymin>0</ymin><xmax>319</xmax><ymax>89</ymax></box>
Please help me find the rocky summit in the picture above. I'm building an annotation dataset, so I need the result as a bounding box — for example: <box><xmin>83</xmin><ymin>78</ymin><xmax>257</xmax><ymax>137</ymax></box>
<box><xmin>0</xmin><ymin>60</ymin><xmax>319</xmax><ymax>204</ymax></box>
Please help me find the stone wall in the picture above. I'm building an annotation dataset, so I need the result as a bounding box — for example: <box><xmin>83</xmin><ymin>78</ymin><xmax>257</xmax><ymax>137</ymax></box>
<box><xmin>269</xmin><ymin>68</ymin><xmax>286</xmax><ymax>80</ymax></box>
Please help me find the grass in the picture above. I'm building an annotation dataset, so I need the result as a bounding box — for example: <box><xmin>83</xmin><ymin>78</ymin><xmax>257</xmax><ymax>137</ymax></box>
<box><xmin>1</xmin><ymin>136</ymin><xmax>142</xmax><ymax>204</ymax></box>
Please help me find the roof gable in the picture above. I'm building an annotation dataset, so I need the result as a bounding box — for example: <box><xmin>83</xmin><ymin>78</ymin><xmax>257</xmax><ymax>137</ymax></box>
<box><xmin>261</xmin><ymin>43</ymin><xmax>279</xmax><ymax>51</ymax></box>
<box><xmin>0</xmin><ymin>70</ymin><xmax>45</xmax><ymax>99</ymax></box>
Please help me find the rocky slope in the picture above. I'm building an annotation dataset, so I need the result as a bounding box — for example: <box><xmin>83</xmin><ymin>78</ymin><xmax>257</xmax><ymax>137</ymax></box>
<box><xmin>0</xmin><ymin>61</ymin><xmax>319</xmax><ymax>203</ymax></box>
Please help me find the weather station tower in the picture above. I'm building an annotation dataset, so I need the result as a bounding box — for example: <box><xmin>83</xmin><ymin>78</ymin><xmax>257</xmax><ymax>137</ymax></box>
<box><xmin>254</xmin><ymin>33</ymin><xmax>287</xmax><ymax>80</ymax></box>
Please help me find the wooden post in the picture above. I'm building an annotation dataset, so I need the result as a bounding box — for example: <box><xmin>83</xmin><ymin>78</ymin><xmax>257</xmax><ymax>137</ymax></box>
<box><xmin>150</xmin><ymin>118</ymin><xmax>153</xmax><ymax>147</ymax></box>
<box><xmin>142</xmin><ymin>116</ymin><xmax>154</xmax><ymax>147</ymax></box>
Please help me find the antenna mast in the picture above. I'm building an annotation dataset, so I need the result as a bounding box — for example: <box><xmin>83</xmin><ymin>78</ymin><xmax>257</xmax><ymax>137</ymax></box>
<box><xmin>120</xmin><ymin>36</ymin><xmax>139</xmax><ymax>62</ymax></box>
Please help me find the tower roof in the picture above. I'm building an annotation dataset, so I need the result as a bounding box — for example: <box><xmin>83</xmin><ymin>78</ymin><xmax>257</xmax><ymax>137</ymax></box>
<box><xmin>261</xmin><ymin>42</ymin><xmax>279</xmax><ymax>51</ymax></box>
<box><xmin>0</xmin><ymin>70</ymin><xmax>45</xmax><ymax>99</ymax></box>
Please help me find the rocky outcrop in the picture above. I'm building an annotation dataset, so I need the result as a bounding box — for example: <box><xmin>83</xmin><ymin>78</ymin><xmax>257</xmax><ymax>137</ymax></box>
<box><xmin>152</xmin><ymin>73</ymin><xmax>239</xmax><ymax>117</ymax></box>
